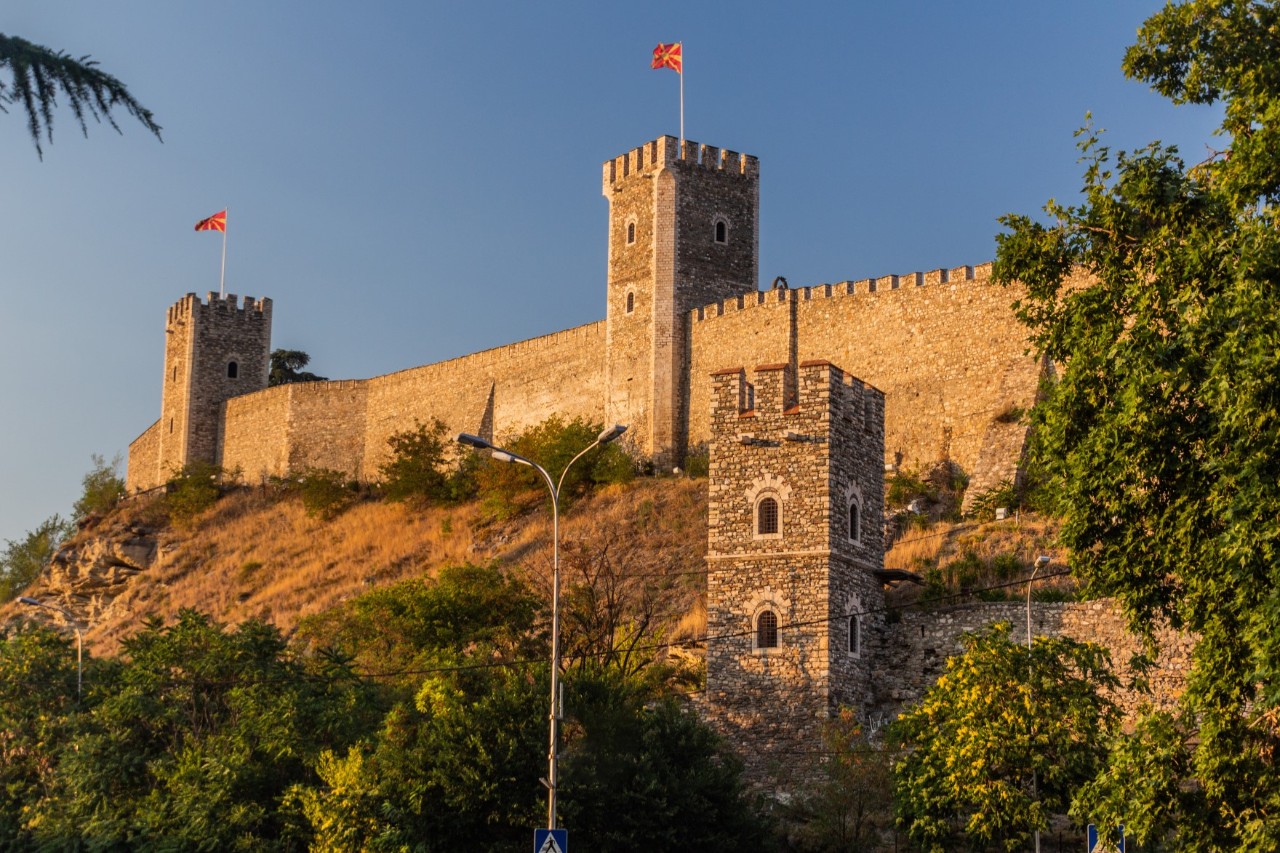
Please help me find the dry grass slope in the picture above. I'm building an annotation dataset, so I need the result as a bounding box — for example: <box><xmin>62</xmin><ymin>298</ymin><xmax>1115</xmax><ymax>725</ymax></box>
<box><xmin>83</xmin><ymin>478</ymin><xmax>709</xmax><ymax>655</ymax></box>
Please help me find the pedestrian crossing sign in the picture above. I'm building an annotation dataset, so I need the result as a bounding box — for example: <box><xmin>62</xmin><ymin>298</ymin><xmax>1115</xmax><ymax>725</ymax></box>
<box><xmin>535</xmin><ymin>828</ymin><xmax>567</xmax><ymax>853</ymax></box>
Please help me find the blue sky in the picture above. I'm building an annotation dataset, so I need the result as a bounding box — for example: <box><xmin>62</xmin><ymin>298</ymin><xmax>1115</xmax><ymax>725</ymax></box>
<box><xmin>0</xmin><ymin>1</ymin><xmax>1221</xmax><ymax>546</ymax></box>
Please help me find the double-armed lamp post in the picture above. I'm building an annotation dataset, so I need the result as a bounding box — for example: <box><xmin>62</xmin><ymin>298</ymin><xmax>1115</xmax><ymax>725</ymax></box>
<box><xmin>18</xmin><ymin>596</ymin><xmax>83</xmax><ymax>699</ymax></box>
<box><xmin>456</xmin><ymin>423</ymin><xmax>627</xmax><ymax>832</ymax></box>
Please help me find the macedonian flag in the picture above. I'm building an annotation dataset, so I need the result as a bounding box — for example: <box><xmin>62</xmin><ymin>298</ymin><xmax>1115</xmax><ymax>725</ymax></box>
<box><xmin>194</xmin><ymin>210</ymin><xmax>227</xmax><ymax>232</ymax></box>
<box><xmin>652</xmin><ymin>42</ymin><xmax>682</xmax><ymax>73</ymax></box>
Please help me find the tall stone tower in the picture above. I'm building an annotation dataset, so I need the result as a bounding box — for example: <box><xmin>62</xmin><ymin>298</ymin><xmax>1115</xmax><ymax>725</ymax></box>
<box><xmin>158</xmin><ymin>292</ymin><xmax>272</xmax><ymax>476</ymax></box>
<box><xmin>704</xmin><ymin>360</ymin><xmax>885</xmax><ymax>773</ymax></box>
<box><xmin>602</xmin><ymin>136</ymin><xmax>759</xmax><ymax>467</ymax></box>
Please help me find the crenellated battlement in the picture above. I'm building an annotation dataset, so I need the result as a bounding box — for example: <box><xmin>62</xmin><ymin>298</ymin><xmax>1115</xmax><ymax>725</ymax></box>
<box><xmin>711</xmin><ymin>362</ymin><xmax>884</xmax><ymax>427</ymax></box>
<box><xmin>602</xmin><ymin>135</ymin><xmax>758</xmax><ymax>189</ymax></box>
<box><xmin>166</xmin><ymin>291</ymin><xmax>272</xmax><ymax>327</ymax></box>
<box><xmin>690</xmin><ymin>261</ymin><xmax>992</xmax><ymax>322</ymax></box>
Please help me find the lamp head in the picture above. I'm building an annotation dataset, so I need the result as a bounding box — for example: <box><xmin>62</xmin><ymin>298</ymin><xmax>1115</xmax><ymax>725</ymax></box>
<box><xmin>1035</xmin><ymin>555</ymin><xmax>1051</xmax><ymax>568</ymax></box>
<box><xmin>18</xmin><ymin>597</ymin><xmax>39</xmax><ymax>607</ymax></box>
<box><xmin>456</xmin><ymin>433</ymin><xmax>492</xmax><ymax>450</ymax></box>
<box><xmin>597</xmin><ymin>424</ymin><xmax>627</xmax><ymax>445</ymax></box>
<box><xmin>490</xmin><ymin>450</ymin><xmax>519</xmax><ymax>464</ymax></box>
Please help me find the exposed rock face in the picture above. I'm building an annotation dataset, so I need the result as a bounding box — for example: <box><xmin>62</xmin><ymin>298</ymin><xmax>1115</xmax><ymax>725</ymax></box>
<box><xmin>9</xmin><ymin>520</ymin><xmax>159</xmax><ymax>629</ymax></box>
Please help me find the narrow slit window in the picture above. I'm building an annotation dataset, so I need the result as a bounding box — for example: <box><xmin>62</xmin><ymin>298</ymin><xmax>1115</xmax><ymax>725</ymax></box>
<box><xmin>227</xmin><ymin>361</ymin><xmax>239</xmax><ymax>379</ymax></box>
<box><xmin>714</xmin><ymin>219</ymin><xmax>727</xmax><ymax>243</ymax></box>
<box><xmin>849</xmin><ymin>502</ymin><xmax>860</xmax><ymax>542</ymax></box>
<box><xmin>849</xmin><ymin>614</ymin><xmax>861</xmax><ymax>655</ymax></box>
<box><xmin>627</xmin><ymin>222</ymin><xmax>636</xmax><ymax>244</ymax></box>
<box><xmin>757</xmin><ymin>610</ymin><xmax>779</xmax><ymax>649</ymax></box>
<box><xmin>626</xmin><ymin>292</ymin><xmax>634</xmax><ymax>314</ymax></box>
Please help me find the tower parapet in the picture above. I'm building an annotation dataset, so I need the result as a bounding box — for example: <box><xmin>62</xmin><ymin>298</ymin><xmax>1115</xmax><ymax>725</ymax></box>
<box><xmin>603</xmin><ymin>136</ymin><xmax>760</xmax><ymax>468</ymax></box>
<box><xmin>705</xmin><ymin>360</ymin><xmax>885</xmax><ymax>776</ymax></box>
<box><xmin>158</xmin><ymin>291</ymin><xmax>272</xmax><ymax>478</ymax></box>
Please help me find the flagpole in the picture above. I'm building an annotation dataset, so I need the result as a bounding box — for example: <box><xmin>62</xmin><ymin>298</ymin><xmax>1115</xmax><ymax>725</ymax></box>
<box><xmin>219</xmin><ymin>206</ymin><xmax>228</xmax><ymax>297</ymax></box>
<box><xmin>679</xmin><ymin>44</ymin><xmax>684</xmax><ymax>150</ymax></box>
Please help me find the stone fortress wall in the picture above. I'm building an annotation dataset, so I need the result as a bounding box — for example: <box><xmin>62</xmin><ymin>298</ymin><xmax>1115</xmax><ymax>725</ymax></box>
<box><xmin>127</xmin><ymin>135</ymin><xmax>1040</xmax><ymax>509</ymax></box>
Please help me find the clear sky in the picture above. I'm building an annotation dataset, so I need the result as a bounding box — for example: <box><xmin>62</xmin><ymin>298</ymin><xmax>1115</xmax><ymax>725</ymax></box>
<box><xmin>0</xmin><ymin>1</ymin><xmax>1221</xmax><ymax>547</ymax></box>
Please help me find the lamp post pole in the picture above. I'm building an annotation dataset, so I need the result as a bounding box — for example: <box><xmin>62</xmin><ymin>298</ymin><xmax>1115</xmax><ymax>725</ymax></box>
<box><xmin>18</xmin><ymin>596</ymin><xmax>83</xmax><ymax>699</ymax></box>
<box><xmin>457</xmin><ymin>424</ymin><xmax>627</xmax><ymax>831</ymax></box>
<box><xmin>1024</xmin><ymin>555</ymin><xmax>1050</xmax><ymax>853</ymax></box>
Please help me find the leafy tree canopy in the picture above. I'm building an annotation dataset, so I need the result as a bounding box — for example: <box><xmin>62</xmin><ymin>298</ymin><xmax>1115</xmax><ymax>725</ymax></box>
<box><xmin>0</xmin><ymin>514</ymin><xmax>72</xmax><ymax>602</ymax></box>
<box><xmin>993</xmin><ymin>1</ymin><xmax>1280</xmax><ymax>845</ymax></box>
<box><xmin>0</xmin><ymin>33</ymin><xmax>161</xmax><ymax>158</ymax></box>
<box><xmin>73</xmin><ymin>452</ymin><xmax>125</xmax><ymax>521</ymax></box>
<box><xmin>891</xmin><ymin>625</ymin><xmax>1117</xmax><ymax>852</ymax></box>
<box><xmin>268</xmin><ymin>349</ymin><xmax>327</xmax><ymax>386</ymax></box>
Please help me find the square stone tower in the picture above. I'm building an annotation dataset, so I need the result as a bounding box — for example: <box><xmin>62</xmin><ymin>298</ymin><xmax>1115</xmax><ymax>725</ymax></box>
<box><xmin>158</xmin><ymin>292</ymin><xmax>272</xmax><ymax>476</ymax></box>
<box><xmin>704</xmin><ymin>360</ymin><xmax>885</xmax><ymax>773</ymax></box>
<box><xmin>602</xmin><ymin>136</ymin><xmax>759</xmax><ymax>468</ymax></box>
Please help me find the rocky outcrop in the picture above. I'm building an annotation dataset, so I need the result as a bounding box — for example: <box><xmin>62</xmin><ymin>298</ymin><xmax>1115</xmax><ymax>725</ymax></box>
<box><xmin>7</xmin><ymin>520</ymin><xmax>159</xmax><ymax>629</ymax></box>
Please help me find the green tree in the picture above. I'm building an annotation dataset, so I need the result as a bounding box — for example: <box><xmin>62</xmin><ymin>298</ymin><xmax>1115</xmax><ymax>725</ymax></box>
<box><xmin>268</xmin><ymin>349</ymin><xmax>327</xmax><ymax>386</ymax></box>
<box><xmin>558</xmin><ymin>670</ymin><xmax>768</xmax><ymax>852</ymax></box>
<box><xmin>0</xmin><ymin>515</ymin><xmax>72</xmax><ymax>601</ymax></box>
<box><xmin>73</xmin><ymin>452</ymin><xmax>125</xmax><ymax>520</ymax></box>
<box><xmin>474</xmin><ymin>416</ymin><xmax>633</xmax><ymax>519</ymax></box>
<box><xmin>30</xmin><ymin>611</ymin><xmax>375</xmax><ymax>851</ymax></box>
<box><xmin>0</xmin><ymin>626</ymin><xmax>85</xmax><ymax>847</ymax></box>
<box><xmin>890</xmin><ymin>625</ymin><xmax>1117</xmax><ymax>852</ymax></box>
<box><xmin>993</xmin><ymin>1</ymin><xmax>1280</xmax><ymax>844</ymax></box>
<box><xmin>784</xmin><ymin>709</ymin><xmax>894</xmax><ymax>851</ymax></box>
<box><xmin>379</xmin><ymin>418</ymin><xmax>468</xmax><ymax>507</ymax></box>
<box><xmin>0</xmin><ymin>33</ymin><xmax>161</xmax><ymax>158</ymax></box>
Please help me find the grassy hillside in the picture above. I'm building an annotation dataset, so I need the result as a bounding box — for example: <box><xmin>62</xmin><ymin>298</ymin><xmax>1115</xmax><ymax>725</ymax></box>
<box><xmin>29</xmin><ymin>476</ymin><xmax>707</xmax><ymax>655</ymax></box>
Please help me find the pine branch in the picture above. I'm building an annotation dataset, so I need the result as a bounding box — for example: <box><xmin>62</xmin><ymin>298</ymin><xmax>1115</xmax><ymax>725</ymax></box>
<box><xmin>0</xmin><ymin>33</ymin><xmax>162</xmax><ymax>159</ymax></box>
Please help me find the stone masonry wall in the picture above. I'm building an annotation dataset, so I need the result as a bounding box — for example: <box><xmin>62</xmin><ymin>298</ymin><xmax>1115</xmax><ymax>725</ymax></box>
<box><xmin>688</xmin><ymin>264</ymin><xmax>1040</xmax><ymax>501</ymax></box>
<box><xmin>125</xmin><ymin>419</ymin><xmax>162</xmax><ymax>492</ymax></box>
<box><xmin>871</xmin><ymin>600</ymin><xmax>1194</xmax><ymax>722</ymax></box>
<box><xmin>705</xmin><ymin>361</ymin><xmax>888</xmax><ymax>774</ymax></box>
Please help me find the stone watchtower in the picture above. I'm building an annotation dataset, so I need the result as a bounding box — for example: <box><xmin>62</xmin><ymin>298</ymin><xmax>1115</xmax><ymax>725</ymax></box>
<box><xmin>158</xmin><ymin>292</ymin><xmax>272</xmax><ymax>476</ymax></box>
<box><xmin>602</xmin><ymin>136</ymin><xmax>759</xmax><ymax>468</ymax></box>
<box><xmin>704</xmin><ymin>360</ymin><xmax>885</xmax><ymax>772</ymax></box>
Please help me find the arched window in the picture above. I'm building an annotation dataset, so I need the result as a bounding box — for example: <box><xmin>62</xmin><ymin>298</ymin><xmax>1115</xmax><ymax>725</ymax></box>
<box><xmin>227</xmin><ymin>360</ymin><xmax>239</xmax><ymax>379</ymax></box>
<box><xmin>756</xmin><ymin>610</ymin><xmax>779</xmax><ymax>649</ymax></box>
<box><xmin>849</xmin><ymin>501</ymin><xmax>860</xmax><ymax>542</ymax></box>
<box><xmin>757</xmin><ymin>496</ymin><xmax>779</xmax><ymax>535</ymax></box>
<box><xmin>626</xmin><ymin>221</ymin><xmax>636</xmax><ymax>244</ymax></box>
<box><xmin>714</xmin><ymin>217</ymin><xmax>728</xmax><ymax>244</ymax></box>
<box><xmin>848</xmin><ymin>614</ymin><xmax>861</xmax><ymax>656</ymax></box>
<box><xmin>626</xmin><ymin>291</ymin><xmax>634</xmax><ymax>314</ymax></box>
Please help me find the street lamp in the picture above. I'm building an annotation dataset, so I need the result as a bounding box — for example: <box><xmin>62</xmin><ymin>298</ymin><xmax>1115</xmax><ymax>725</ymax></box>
<box><xmin>1025</xmin><ymin>555</ymin><xmax>1051</xmax><ymax>650</ymax></box>
<box><xmin>18</xmin><ymin>596</ymin><xmax>83</xmax><ymax>699</ymax></box>
<box><xmin>456</xmin><ymin>423</ymin><xmax>627</xmax><ymax>832</ymax></box>
<box><xmin>1024</xmin><ymin>554</ymin><xmax>1051</xmax><ymax>853</ymax></box>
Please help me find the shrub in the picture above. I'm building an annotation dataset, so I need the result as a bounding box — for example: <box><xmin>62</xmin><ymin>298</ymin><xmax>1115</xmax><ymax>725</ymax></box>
<box><xmin>683</xmin><ymin>446</ymin><xmax>709</xmax><ymax>478</ymax></box>
<box><xmin>164</xmin><ymin>462</ymin><xmax>223</xmax><ymax>523</ymax></box>
<box><xmin>73</xmin><ymin>454</ymin><xmax>125</xmax><ymax>521</ymax></box>
<box><xmin>299</xmin><ymin>468</ymin><xmax>355</xmax><ymax>519</ymax></box>
<box><xmin>474</xmin><ymin>417</ymin><xmax>634</xmax><ymax>519</ymax></box>
<box><xmin>380</xmin><ymin>419</ymin><xmax>464</xmax><ymax>507</ymax></box>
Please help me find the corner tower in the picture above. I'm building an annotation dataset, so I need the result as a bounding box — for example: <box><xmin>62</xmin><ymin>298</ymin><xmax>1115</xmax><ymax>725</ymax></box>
<box><xmin>158</xmin><ymin>292</ymin><xmax>272</xmax><ymax>475</ymax></box>
<box><xmin>603</xmin><ymin>136</ymin><xmax>758</xmax><ymax>466</ymax></box>
<box><xmin>704</xmin><ymin>361</ymin><xmax>885</xmax><ymax>773</ymax></box>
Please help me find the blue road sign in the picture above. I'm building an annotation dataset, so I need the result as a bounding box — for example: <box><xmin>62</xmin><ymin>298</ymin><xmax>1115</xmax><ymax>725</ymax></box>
<box><xmin>1088</xmin><ymin>823</ymin><xmax>1126</xmax><ymax>852</ymax></box>
<box><xmin>534</xmin><ymin>828</ymin><xmax>567</xmax><ymax>853</ymax></box>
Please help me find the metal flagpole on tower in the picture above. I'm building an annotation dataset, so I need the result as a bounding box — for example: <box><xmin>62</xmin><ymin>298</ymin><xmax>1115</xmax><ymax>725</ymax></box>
<box><xmin>679</xmin><ymin>45</ymin><xmax>684</xmax><ymax>151</ymax></box>
<box><xmin>219</xmin><ymin>206</ymin><xmax>228</xmax><ymax>297</ymax></box>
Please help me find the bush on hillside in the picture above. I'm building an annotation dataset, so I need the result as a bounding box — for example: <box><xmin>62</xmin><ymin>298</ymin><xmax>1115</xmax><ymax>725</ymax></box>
<box><xmin>72</xmin><ymin>454</ymin><xmax>125</xmax><ymax>521</ymax></box>
<box><xmin>298</xmin><ymin>467</ymin><xmax>358</xmax><ymax>519</ymax></box>
<box><xmin>164</xmin><ymin>461</ymin><xmax>224</xmax><ymax>523</ymax></box>
<box><xmin>473</xmin><ymin>416</ymin><xmax>634</xmax><ymax>519</ymax></box>
<box><xmin>380</xmin><ymin>419</ymin><xmax>475</xmax><ymax>507</ymax></box>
